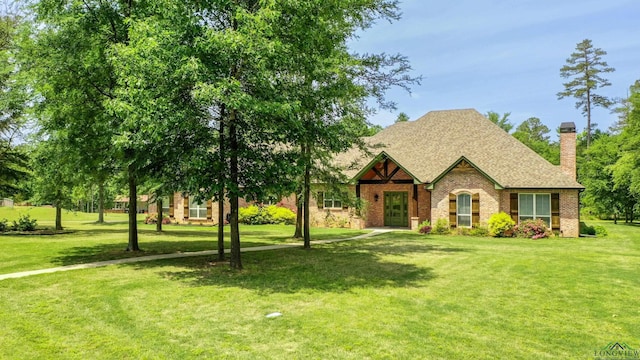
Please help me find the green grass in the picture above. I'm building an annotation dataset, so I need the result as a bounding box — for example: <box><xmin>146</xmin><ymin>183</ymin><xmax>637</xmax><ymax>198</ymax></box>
<box><xmin>0</xmin><ymin>216</ymin><xmax>639</xmax><ymax>359</ymax></box>
<box><xmin>0</xmin><ymin>206</ymin><xmax>367</xmax><ymax>274</ymax></box>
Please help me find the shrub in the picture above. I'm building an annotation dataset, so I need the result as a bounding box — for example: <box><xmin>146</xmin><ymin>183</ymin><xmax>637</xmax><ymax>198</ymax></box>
<box><xmin>593</xmin><ymin>225</ymin><xmax>608</xmax><ymax>237</ymax></box>
<box><xmin>417</xmin><ymin>220</ymin><xmax>431</xmax><ymax>235</ymax></box>
<box><xmin>469</xmin><ymin>225</ymin><xmax>490</xmax><ymax>237</ymax></box>
<box><xmin>579</xmin><ymin>222</ymin><xmax>608</xmax><ymax>237</ymax></box>
<box><xmin>265</xmin><ymin>205</ymin><xmax>296</xmax><ymax>225</ymax></box>
<box><xmin>579</xmin><ymin>222</ymin><xmax>596</xmax><ymax>235</ymax></box>
<box><xmin>144</xmin><ymin>213</ymin><xmax>171</xmax><ymax>225</ymax></box>
<box><xmin>239</xmin><ymin>205</ymin><xmax>263</xmax><ymax>224</ymax></box>
<box><xmin>11</xmin><ymin>214</ymin><xmax>38</xmax><ymax>232</ymax></box>
<box><xmin>431</xmin><ymin>218</ymin><xmax>450</xmax><ymax>235</ymax></box>
<box><xmin>239</xmin><ymin>205</ymin><xmax>296</xmax><ymax>225</ymax></box>
<box><xmin>514</xmin><ymin>219</ymin><xmax>553</xmax><ymax>240</ymax></box>
<box><xmin>0</xmin><ymin>218</ymin><xmax>8</xmax><ymax>232</ymax></box>
<box><xmin>488</xmin><ymin>212</ymin><xmax>515</xmax><ymax>237</ymax></box>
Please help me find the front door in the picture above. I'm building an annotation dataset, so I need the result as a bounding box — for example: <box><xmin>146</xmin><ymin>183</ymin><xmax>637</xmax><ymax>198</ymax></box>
<box><xmin>384</xmin><ymin>192</ymin><xmax>408</xmax><ymax>227</ymax></box>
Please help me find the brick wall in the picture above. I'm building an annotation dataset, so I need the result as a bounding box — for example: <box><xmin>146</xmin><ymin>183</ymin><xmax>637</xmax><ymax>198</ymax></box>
<box><xmin>560</xmin><ymin>127</ymin><xmax>577</xmax><ymax>181</ymax></box>
<box><xmin>431</xmin><ymin>166</ymin><xmax>501</xmax><ymax>226</ymax></box>
<box><xmin>500</xmin><ymin>189</ymin><xmax>580</xmax><ymax>237</ymax></box>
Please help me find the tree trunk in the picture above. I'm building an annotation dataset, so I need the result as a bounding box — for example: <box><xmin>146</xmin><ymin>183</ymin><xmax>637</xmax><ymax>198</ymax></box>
<box><xmin>229</xmin><ymin>111</ymin><xmax>241</xmax><ymax>269</ymax></box>
<box><xmin>55</xmin><ymin>203</ymin><xmax>62</xmax><ymax>231</ymax></box>
<box><xmin>613</xmin><ymin>212</ymin><xmax>617</xmax><ymax>225</ymax></box>
<box><xmin>586</xmin><ymin>87</ymin><xmax>592</xmax><ymax>149</ymax></box>
<box><xmin>293</xmin><ymin>190</ymin><xmax>303</xmax><ymax>239</ymax></box>
<box><xmin>303</xmin><ymin>142</ymin><xmax>311</xmax><ymax>249</ymax></box>
<box><xmin>97</xmin><ymin>181</ymin><xmax>105</xmax><ymax>223</ymax></box>
<box><xmin>127</xmin><ymin>165</ymin><xmax>140</xmax><ymax>251</ymax></box>
<box><xmin>218</xmin><ymin>190</ymin><xmax>225</xmax><ymax>261</ymax></box>
<box><xmin>217</xmin><ymin>107</ymin><xmax>226</xmax><ymax>261</ymax></box>
<box><xmin>156</xmin><ymin>197</ymin><xmax>163</xmax><ymax>232</ymax></box>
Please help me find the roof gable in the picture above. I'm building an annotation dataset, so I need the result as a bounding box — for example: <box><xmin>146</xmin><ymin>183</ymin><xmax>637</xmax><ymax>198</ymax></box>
<box><xmin>426</xmin><ymin>156</ymin><xmax>504</xmax><ymax>190</ymax></box>
<box><xmin>337</xmin><ymin>109</ymin><xmax>583</xmax><ymax>189</ymax></box>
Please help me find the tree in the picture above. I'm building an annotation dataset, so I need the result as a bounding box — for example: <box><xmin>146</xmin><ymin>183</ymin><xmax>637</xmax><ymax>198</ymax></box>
<box><xmin>611</xmin><ymin>80</ymin><xmax>640</xmax><ymax>221</ymax></box>
<box><xmin>395</xmin><ymin>112</ymin><xmax>410</xmax><ymax>123</ymax></box>
<box><xmin>512</xmin><ymin>117</ymin><xmax>559</xmax><ymax>164</ymax></box>
<box><xmin>0</xmin><ymin>8</ymin><xmax>28</xmax><ymax>197</ymax></box>
<box><xmin>558</xmin><ymin>39</ymin><xmax>615</xmax><ymax>148</ymax></box>
<box><xmin>486</xmin><ymin>111</ymin><xmax>513</xmax><ymax>133</ymax></box>
<box><xmin>580</xmin><ymin>132</ymin><xmax>635</xmax><ymax>223</ymax></box>
<box><xmin>29</xmin><ymin>137</ymin><xmax>76</xmax><ymax>230</ymax></box>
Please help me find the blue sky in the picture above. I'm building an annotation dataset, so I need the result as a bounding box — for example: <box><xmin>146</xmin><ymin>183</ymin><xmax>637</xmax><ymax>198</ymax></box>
<box><xmin>349</xmin><ymin>0</ymin><xmax>640</xmax><ymax>138</ymax></box>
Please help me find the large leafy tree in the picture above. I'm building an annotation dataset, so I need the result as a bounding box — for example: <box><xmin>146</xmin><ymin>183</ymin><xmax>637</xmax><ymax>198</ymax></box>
<box><xmin>580</xmin><ymin>132</ymin><xmax>635</xmax><ymax>223</ymax></box>
<box><xmin>271</xmin><ymin>1</ymin><xmax>418</xmax><ymax>249</ymax></box>
<box><xmin>611</xmin><ymin>80</ymin><xmax>640</xmax><ymax>221</ymax></box>
<box><xmin>29</xmin><ymin>136</ymin><xmax>76</xmax><ymax>230</ymax></box>
<box><xmin>0</xmin><ymin>8</ymin><xmax>28</xmax><ymax>197</ymax></box>
<box><xmin>512</xmin><ymin>117</ymin><xmax>559</xmax><ymax>165</ymax></box>
<box><xmin>557</xmin><ymin>39</ymin><xmax>615</xmax><ymax>148</ymax></box>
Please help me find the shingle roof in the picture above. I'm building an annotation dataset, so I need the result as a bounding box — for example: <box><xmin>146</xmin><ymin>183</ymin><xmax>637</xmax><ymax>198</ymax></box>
<box><xmin>337</xmin><ymin>109</ymin><xmax>584</xmax><ymax>189</ymax></box>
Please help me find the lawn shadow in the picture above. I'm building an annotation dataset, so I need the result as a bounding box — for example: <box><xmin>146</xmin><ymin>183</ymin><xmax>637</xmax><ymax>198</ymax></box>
<box><xmin>133</xmin><ymin>239</ymin><xmax>466</xmax><ymax>294</ymax></box>
<box><xmin>51</xmin><ymin>240</ymin><xmax>273</xmax><ymax>266</ymax></box>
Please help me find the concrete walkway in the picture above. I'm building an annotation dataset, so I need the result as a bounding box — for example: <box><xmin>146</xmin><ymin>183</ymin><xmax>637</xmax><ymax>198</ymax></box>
<box><xmin>0</xmin><ymin>229</ymin><xmax>393</xmax><ymax>281</ymax></box>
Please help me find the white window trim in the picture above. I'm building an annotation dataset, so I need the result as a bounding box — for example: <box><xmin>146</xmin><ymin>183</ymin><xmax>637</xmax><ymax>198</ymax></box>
<box><xmin>518</xmin><ymin>193</ymin><xmax>551</xmax><ymax>225</ymax></box>
<box><xmin>189</xmin><ymin>198</ymin><xmax>207</xmax><ymax>219</ymax></box>
<box><xmin>457</xmin><ymin>193</ymin><xmax>472</xmax><ymax>228</ymax></box>
<box><xmin>323</xmin><ymin>192</ymin><xmax>343</xmax><ymax>209</ymax></box>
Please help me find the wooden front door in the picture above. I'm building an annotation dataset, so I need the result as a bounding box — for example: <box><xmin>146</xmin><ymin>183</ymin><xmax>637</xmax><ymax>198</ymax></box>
<box><xmin>384</xmin><ymin>192</ymin><xmax>408</xmax><ymax>227</ymax></box>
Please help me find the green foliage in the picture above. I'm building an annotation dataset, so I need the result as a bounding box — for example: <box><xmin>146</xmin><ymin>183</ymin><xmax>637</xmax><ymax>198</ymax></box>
<box><xmin>512</xmin><ymin>117</ymin><xmax>559</xmax><ymax>164</ymax></box>
<box><xmin>486</xmin><ymin>111</ymin><xmax>513</xmax><ymax>133</ymax></box>
<box><xmin>431</xmin><ymin>218</ymin><xmax>450</xmax><ymax>235</ymax></box>
<box><xmin>239</xmin><ymin>205</ymin><xmax>296</xmax><ymax>225</ymax></box>
<box><xmin>488</xmin><ymin>212</ymin><xmax>516</xmax><ymax>237</ymax></box>
<box><xmin>0</xmin><ymin>218</ymin><xmax>7</xmax><ymax>232</ymax></box>
<box><xmin>11</xmin><ymin>214</ymin><xmax>37</xmax><ymax>231</ymax></box>
<box><xmin>579</xmin><ymin>222</ymin><xmax>609</xmax><ymax>237</ymax></box>
<box><xmin>514</xmin><ymin>219</ymin><xmax>553</xmax><ymax>240</ymax></box>
<box><xmin>395</xmin><ymin>112</ymin><xmax>410</xmax><ymax>123</ymax></box>
<box><xmin>417</xmin><ymin>220</ymin><xmax>431</xmax><ymax>235</ymax></box>
<box><xmin>469</xmin><ymin>225</ymin><xmax>490</xmax><ymax>237</ymax></box>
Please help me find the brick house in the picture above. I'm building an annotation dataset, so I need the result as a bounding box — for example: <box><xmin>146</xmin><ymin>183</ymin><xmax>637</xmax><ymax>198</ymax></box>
<box><xmin>329</xmin><ymin>109</ymin><xmax>583</xmax><ymax>237</ymax></box>
<box><xmin>164</xmin><ymin>109</ymin><xmax>583</xmax><ymax>237</ymax></box>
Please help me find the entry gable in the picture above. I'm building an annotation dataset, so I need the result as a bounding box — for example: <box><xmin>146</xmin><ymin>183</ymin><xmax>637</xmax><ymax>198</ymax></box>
<box><xmin>353</xmin><ymin>152</ymin><xmax>421</xmax><ymax>184</ymax></box>
<box><xmin>426</xmin><ymin>156</ymin><xmax>504</xmax><ymax>190</ymax></box>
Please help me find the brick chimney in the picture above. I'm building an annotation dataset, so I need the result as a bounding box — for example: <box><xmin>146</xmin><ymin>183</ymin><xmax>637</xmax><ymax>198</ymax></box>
<box><xmin>559</xmin><ymin>122</ymin><xmax>577</xmax><ymax>180</ymax></box>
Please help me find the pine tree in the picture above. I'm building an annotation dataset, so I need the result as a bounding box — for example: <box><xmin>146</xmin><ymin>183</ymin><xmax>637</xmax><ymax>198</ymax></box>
<box><xmin>558</xmin><ymin>39</ymin><xmax>615</xmax><ymax>148</ymax></box>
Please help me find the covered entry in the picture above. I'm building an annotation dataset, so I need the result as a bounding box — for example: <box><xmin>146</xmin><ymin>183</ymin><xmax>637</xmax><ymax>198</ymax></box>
<box><xmin>384</xmin><ymin>192</ymin><xmax>408</xmax><ymax>227</ymax></box>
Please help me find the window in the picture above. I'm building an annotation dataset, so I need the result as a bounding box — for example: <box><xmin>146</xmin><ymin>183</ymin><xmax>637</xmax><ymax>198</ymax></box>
<box><xmin>323</xmin><ymin>192</ymin><xmax>342</xmax><ymax>209</ymax></box>
<box><xmin>262</xmin><ymin>197</ymin><xmax>280</xmax><ymax>206</ymax></box>
<box><xmin>189</xmin><ymin>197</ymin><xmax>207</xmax><ymax>219</ymax></box>
<box><xmin>161</xmin><ymin>196</ymin><xmax>170</xmax><ymax>215</ymax></box>
<box><xmin>519</xmin><ymin>194</ymin><xmax>551</xmax><ymax>226</ymax></box>
<box><xmin>457</xmin><ymin>193</ymin><xmax>472</xmax><ymax>228</ymax></box>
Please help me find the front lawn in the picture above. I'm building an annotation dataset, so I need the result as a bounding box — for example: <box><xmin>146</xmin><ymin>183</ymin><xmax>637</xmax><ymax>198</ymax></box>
<box><xmin>0</xmin><ymin>219</ymin><xmax>638</xmax><ymax>358</ymax></box>
<box><xmin>0</xmin><ymin>207</ymin><xmax>367</xmax><ymax>274</ymax></box>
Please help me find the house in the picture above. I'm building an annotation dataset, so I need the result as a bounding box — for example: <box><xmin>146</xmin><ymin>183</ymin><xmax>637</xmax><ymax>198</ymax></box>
<box><xmin>328</xmin><ymin>109</ymin><xmax>583</xmax><ymax>236</ymax></box>
<box><xmin>109</xmin><ymin>195</ymin><xmax>150</xmax><ymax>213</ymax></box>
<box><xmin>164</xmin><ymin>109</ymin><xmax>583</xmax><ymax>237</ymax></box>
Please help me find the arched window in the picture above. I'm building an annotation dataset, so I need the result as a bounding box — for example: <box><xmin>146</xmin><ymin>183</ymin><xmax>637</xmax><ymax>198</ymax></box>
<box><xmin>457</xmin><ymin>193</ymin><xmax>472</xmax><ymax>228</ymax></box>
